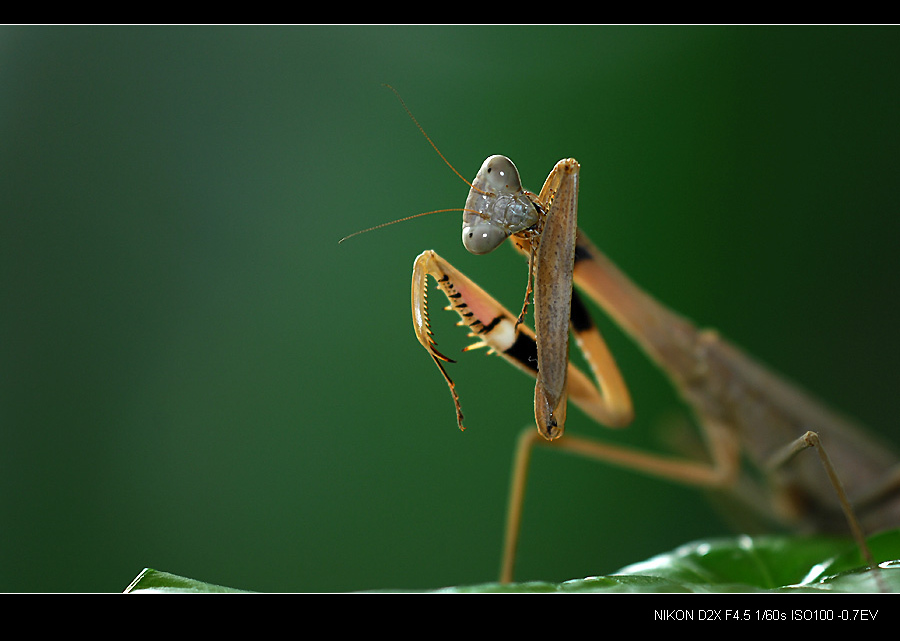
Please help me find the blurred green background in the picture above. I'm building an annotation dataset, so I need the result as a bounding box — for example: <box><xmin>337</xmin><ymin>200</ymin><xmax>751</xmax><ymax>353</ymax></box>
<box><xmin>2</xmin><ymin>26</ymin><xmax>898</xmax><ymax>592</ymax></box>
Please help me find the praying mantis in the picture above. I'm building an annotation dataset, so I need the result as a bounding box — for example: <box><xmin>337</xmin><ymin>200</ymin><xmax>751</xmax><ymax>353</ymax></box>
<box><xmin>348</xmin><ymin>87</ymin><xmax>900</xmax><ymax>585</ymax></box>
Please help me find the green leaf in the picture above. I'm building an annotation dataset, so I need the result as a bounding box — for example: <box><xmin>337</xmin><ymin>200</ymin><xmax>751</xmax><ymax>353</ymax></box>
<box><xmin>124</xmin><ymin>568</ymin><xmax>251</xmax><ymax>593</ymax></box>
<box><xmin>444</xmin><ymin>529</ymin><xmax>900</xmax><ymax>593</ymax></box>
<box><xmin>124</xmin><ymin>529</ymin><xmax>900</xmax><ymax>593</ymax></box>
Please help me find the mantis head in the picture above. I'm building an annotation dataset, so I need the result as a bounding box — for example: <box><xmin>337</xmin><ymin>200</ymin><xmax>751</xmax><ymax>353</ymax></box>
<box><xmin>462</xmin><ymin>155</ymin><xmax>540</xmax><ymax>255</ymax></box>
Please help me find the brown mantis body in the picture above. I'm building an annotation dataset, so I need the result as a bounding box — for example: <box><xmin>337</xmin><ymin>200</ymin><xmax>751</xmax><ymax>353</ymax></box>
<box><xmin>411</xmin><ymin>154</ymin><xmax>900</xmax><ymax>584</ymax></box>
<box><xmin>355</xmin><ymin>88</ymin><xmax>900</xmax><ymax>585</ymax></box>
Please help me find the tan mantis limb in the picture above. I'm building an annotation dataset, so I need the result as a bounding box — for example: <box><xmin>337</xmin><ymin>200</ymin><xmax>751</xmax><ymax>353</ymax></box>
<box><xmin>501</xmin><ymin>419</ymin><xmax>741</xmax><ymax>584</ymax></box>
<box><xmin>767</xmin><ymin>431</ymin><xmax>876</xmax><ymax>569</ymax></box>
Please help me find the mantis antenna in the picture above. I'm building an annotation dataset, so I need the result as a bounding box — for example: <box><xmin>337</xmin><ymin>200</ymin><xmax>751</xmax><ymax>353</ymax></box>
<box><xmin>338</xmin><ymin>209</ymin><xmax>468</xmax><ymax>244</ymax></box>
<box><xmin>338</xmin><ymin>85</ymin><xmax>489</xmax><ymax>244</ymax></box>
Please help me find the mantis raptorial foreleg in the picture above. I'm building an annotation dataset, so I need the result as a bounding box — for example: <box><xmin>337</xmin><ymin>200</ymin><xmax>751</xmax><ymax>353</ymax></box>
<box><xmin>411</xmin><ymin>251</ymin><xmax>633</xmax><ymax>435</ymax></box>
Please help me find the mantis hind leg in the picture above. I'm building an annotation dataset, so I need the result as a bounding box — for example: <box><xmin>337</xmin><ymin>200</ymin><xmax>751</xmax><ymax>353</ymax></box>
<box><xmin>766</xmin><ymin>431</ymin><xmax>887</xmax><ymax>590</ymax></box>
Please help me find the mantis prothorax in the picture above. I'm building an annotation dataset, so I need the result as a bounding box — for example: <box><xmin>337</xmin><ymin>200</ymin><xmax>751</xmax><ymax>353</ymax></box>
<box><xmin>348</xmin><ymin>87</ymin><xmax>900</xmax><ymax>586</ymax></box>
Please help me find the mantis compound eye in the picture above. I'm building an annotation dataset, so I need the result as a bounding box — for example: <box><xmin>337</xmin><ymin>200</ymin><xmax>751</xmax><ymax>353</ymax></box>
<box><xmin>462</xmin><ymin>220</ymin><xmax>508</xmax><ymax>254</ymax></box>
<box><xmin>480</xmin><ymin>155</ymin><xmax>521</xmax><ymax>192</ymax></box>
